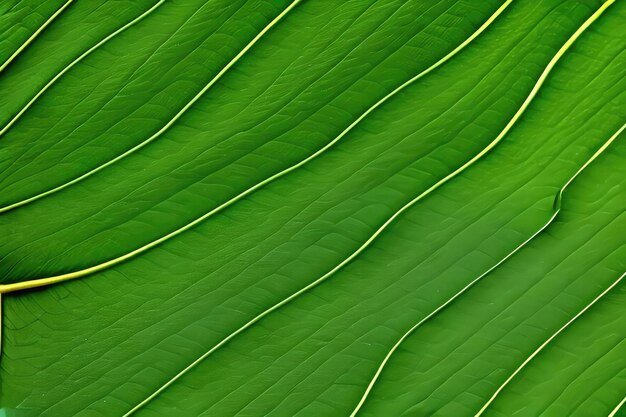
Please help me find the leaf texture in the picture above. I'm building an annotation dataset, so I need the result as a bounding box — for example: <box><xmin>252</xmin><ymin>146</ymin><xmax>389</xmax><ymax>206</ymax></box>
<box><xmin>0</xmin><ymin>0</ymin><xmax>624</xmax><ymax>416</ymax></box>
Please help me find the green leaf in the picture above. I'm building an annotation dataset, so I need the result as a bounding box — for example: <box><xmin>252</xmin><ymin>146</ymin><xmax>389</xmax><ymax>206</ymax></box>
<box><xmin>0</xmin><ymin>0</ymin><xmax>623</xmax><ymax>416</ymax></box>
<box><xmin>0</xmin><ymin>0</ymin><xmax>70</xmax><ymax>73</ymax></box>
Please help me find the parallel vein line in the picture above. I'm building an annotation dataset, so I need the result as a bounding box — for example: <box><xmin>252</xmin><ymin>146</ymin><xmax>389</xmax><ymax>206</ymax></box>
<box><xmin>0</xmin><ymin>0</ymin><xmax>73</xmax><ymax>74</ymax></box>
<box><xmin>475</xmin><ymin>269</ymin><xmax>626</xmax><ymax>416</ymax></box>
<box><xmin>0</xmin><ymin>0</ymin><xmax>302</xmax><ymax>213</ymax></box>
<box><xmin>544</xmin><ymin>339</ymin><xmax>625</xmax><ymax>417</ymax></box>
<box><xmin>0</xmin><ymin>0</ymin><xmax>166</xmax><ymax>139</ymax></box>
<box><xmin>0</xmin><ymin>0</ymin><xmax>512</xmax><ymax>294</ymax></box>
<box><xmin>351</xmin><ymin>121</ymin><xmax>625</xmax><ymax>417</ymax></box>
<box><xmin>609</xmin><ymin>396</ymin><xmax>626</xmax><ymax>417</ymax></box>
<box><xmin>0</xmin><ymin>1</ymin><xmax>248</xmax><ymax>183</ymax></box>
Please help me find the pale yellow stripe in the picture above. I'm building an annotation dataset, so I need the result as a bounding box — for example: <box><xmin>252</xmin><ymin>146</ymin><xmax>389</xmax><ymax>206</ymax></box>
<box><xmin>0</xmin><ymin>0</ymin><xmax>74</xmax><ymax>73</ymax></box>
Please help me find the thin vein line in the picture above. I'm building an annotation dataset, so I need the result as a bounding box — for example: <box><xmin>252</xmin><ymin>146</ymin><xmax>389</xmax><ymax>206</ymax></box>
<box><xmin>0</xmin><ymin>0</ymin><xmax>73</xmax><ymax>74</ymax></box>
<box><xmin>0</xmin><ymin>0</ymin><xmax>248</xmax><ymax>183</ymax></box>
<box><xmin>350</xmin><ymin>122</ymin><xmax>624</xmax><ymax>417</ymax></box>
<box><xmin>609</xmin><ymin>397</ymin><xmax>626</xmax><ymax>417</ymax></box>
<box><xmin>0</xmin><ymin>0</ymin><xmax>303</xmax><ymax>213</ymax></box>
<box><xmin>475</xmin><ymin>270</ymin><xmax>626</xmax><ymax>416</ymax></box>
<box><xmin>0</xmin><ymin>0</ymin><xmax>166</xmax><ymax>139</ymax></box>
<box><xmin>0</xmin><ymin>0</ymin><xmax>511</xmax><ymax>294</ymax></box>
<box><xmin>542</xmin><ymin>339</ymin><xmax>625</xmax><ymax>417</ymax></box>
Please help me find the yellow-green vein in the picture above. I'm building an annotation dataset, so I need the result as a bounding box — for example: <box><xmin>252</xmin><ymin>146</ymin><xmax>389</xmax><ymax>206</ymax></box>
<box><xmin>0</xmin><ymin>0</ymin><xmax>73</xmax><ymax>73</ymax></box>
<box><xmin>0</xmin><ymin>0</ymin><xmax>166</xmax><ymax>140</ymax></box>
<box><xmin>609</xmin><ymin>397</ymin><xmax>626</xmax><ymax>417</ymax></box>
<box><xmin>0</xmin><ymin>0</ymin><xmax>303</xmax><ymax>213</ymax></box>
<box><xmin>475</xmin><ymin>271</ymin><xmax>625</xmax><ymax>416</ymax></box>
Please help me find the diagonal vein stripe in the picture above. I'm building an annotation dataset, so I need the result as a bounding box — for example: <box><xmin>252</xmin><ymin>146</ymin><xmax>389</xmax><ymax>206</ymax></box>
<box><xmin>351</xmin><ymin>121</ymin><xmax>625</xmax><ymax>417</ymax></box>
<box><xmin>0</xmin><ymin>0</ymin><xmax>166</xmax><ymax>139</ymax></box>
<box><xmin>609</xmin><ymin>396</ymin><xmax>626</xmax><ymax>417</ymax></box>
<box><xmin>0</xmin><ymin>0</ymin><xmax>303</xmax><ymax>213</ymax></box>
<box><xmin>475</xmin><ymin>269</ymin><xmax>626</xmax><ymax>416</ymax></box>
<box><xmin>0</xmin><ymin>0</ymin><xmax>512</xmax><ymax>294</ymax></box>
<box><xmin>0</xmin><ymin>0</ymin><xmax>73</xmax><ymax>74</ymax></box>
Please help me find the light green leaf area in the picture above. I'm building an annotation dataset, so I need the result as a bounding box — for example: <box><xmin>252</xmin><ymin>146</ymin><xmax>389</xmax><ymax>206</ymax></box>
<box><xmin>0</xmin><ymin>0</ymin><xmax>624</xmax><ymax>416</ymax></box>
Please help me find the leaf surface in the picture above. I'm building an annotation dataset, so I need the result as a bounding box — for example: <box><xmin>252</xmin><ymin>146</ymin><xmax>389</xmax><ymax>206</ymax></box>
<box><xmin>0</xmin><ymin>0</ymin><xmax>624</xmax><ymax>416</ymax></box>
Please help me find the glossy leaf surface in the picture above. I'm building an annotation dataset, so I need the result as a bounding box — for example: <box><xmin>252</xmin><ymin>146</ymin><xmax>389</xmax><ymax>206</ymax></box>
<box><xmin>0</xmin><ymin>0</ymin><xmax>624</xmax><ymax>416</ymax></box>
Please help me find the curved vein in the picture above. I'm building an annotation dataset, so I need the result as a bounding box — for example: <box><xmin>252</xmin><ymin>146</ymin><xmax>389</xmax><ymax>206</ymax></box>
<box><xmin>475</xmin><ymin>270</ymin><xmax>626</xmax><ymax>417</ymax></box>
<box><xmin>350</xmin><ymin>122</ymin><xmax>624</xmax><ymax>417</ymax></box>
<box><xmin>0</xmin><ymin>0</ymin><xmax>303</xmax><ymax>213</ymax></box>
<box><xmin>0</xmin><ymin>0</ymin><xmax>166</xmax><ymax>139</ymax></box>
<box><xmin>0</xmin><ymin>0</ymin><xmax>512</xmax><ymax>295</ymax></box>
<box><xmin>0</xmin><ymin>0</ymin><xmax>73</xmax><ymax>74</ymax></box>
<box><xmin>609</xmin><ymin>397</ymin><xmax>626</xmax><ymax>417</ymax></box>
